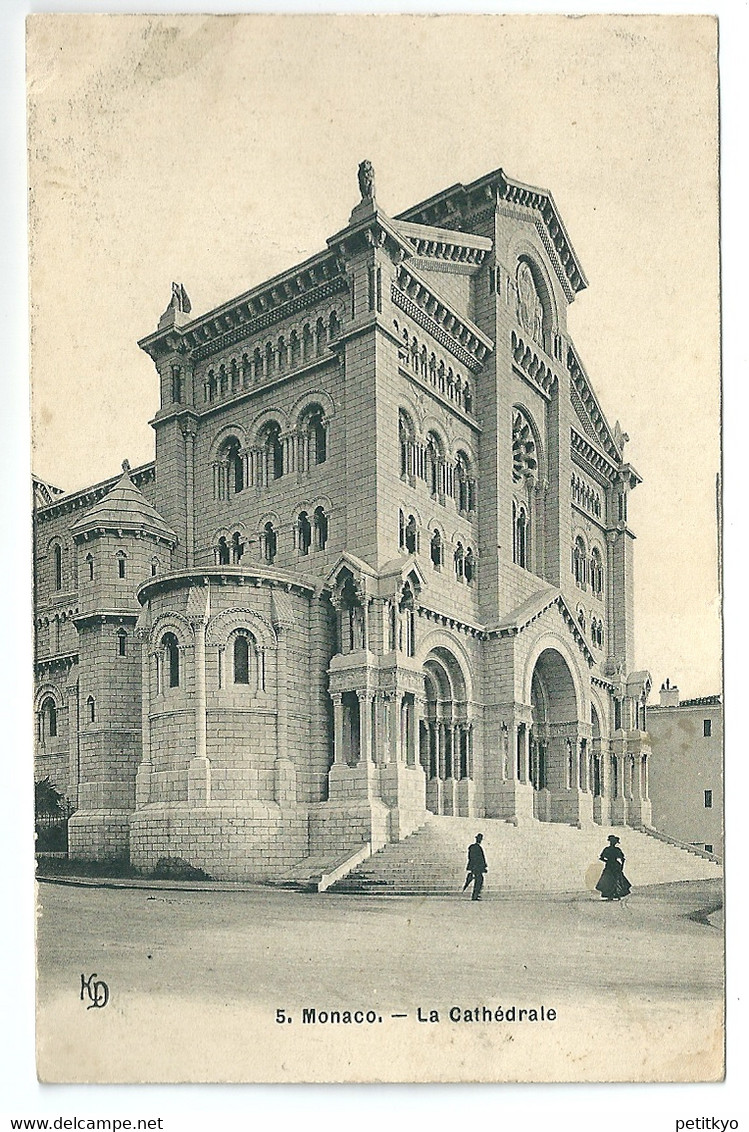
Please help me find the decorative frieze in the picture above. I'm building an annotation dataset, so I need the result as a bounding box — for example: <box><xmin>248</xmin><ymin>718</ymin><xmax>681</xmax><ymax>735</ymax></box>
<box><xmin>392</xmin><ymin>262</ymin><xmax>493</xmax><ymax>374</ymax></box>
<box><xmin>510</xmin><ymin>330</ymin><xmax>556</xmax><ymax>399</ymax></box>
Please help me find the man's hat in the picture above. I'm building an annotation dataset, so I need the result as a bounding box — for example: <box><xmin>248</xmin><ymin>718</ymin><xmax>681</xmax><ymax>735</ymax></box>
<box><xmin>607</xmin><ymin>834</ymin><xmax>620</xmax><ymax>843</ymax></box>
<box><xmin>475</xmin><ymin>833</ymin><xmax>483</xmax><ymax>841</ymax></box>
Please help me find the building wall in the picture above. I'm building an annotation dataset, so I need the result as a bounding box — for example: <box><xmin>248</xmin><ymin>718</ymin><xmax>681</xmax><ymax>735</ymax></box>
<box><xmin>33</xmin><ymin>170</ymin><xmax>651</xmax><ymax>875</ymax></box>
<box><xmin>647</xmin><ymin>701</ymin><xmax>723</xmax><ymax>855</ymax></box>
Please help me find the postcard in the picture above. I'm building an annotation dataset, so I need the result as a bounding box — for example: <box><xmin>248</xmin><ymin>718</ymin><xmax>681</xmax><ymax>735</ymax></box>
<box><xmin>28</xmin><ymin>13</ymin><xmax>723</xmax><ymax>1084</ymax></box>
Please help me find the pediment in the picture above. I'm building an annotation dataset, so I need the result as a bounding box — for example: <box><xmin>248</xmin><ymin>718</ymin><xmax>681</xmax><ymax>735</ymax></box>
<box><xmin>492</xmin><ymin>586</ymin><xmax>595</xmax><ymax>667</ymax></box>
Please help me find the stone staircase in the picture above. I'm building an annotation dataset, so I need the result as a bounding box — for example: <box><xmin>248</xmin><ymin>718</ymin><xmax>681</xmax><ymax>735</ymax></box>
<box><xmin>328</xmin><ymin>816</ymin><xmax>723</xmax><ymax>895</ymax></box>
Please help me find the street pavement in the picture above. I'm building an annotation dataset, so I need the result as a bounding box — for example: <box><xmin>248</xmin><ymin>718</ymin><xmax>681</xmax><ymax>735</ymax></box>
<box><xmin>35</xmin><ymin>878</ymin><xmax>724</xmax><ymax>1084</ymax></box>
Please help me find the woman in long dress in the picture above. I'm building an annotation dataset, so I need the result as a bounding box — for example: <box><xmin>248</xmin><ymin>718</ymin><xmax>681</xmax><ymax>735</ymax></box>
<box><xmin>596</xmin><ymin>834</ymin><xmax>631</xmax><ymax>900</ymax></box>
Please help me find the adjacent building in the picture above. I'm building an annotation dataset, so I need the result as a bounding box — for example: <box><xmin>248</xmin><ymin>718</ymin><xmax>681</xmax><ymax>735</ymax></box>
<box><xmin>33</xmin><ymin>165</ymin><xmax>654</xmax><ymax>879</ymax></box>
<box><xmin>647</xmin><ymin>680</ymin><xmax>723</xmax><ymax>856</ymax></box>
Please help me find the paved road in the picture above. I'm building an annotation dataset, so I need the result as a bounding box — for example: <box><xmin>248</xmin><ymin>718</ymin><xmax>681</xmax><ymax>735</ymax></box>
<box><xmin>36</xmin><ymin>878</ymin><xmax>723</xmax><ymax>1084</ymax></box>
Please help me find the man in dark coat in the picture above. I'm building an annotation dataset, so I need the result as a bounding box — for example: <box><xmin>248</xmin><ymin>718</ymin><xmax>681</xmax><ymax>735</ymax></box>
<box><xmin>464</xmin><ymin>833</ymin><xmax>487</xmax><ymax>900</ymax></box>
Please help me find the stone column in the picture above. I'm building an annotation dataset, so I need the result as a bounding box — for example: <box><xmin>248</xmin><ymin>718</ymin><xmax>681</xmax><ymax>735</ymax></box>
<box><xmin>505</xmin><ymin>724</ymin><xmax>515</xmax><ymax>781</ymax></box>
<box><xmin>331</xmin><ymin>693</ymin><xmax>345</xmax><ymax>764</ymax></box>
<box><xmin>181</xmin><ymin>421</ymin><xmax>196</xmax><ymax>567</ymax></box>
<box><xmin>188</xmin><ymin>607</ymin><xmax>211</xmax><ymax>807</ymax></box>
<box><xmin>359</xmin><ymin>690</ymin><xmax>374</xmax><ymax>764</ymax></box>
<box><xmin>413</xmin><ymin>697</ymin><xmax>426</xmax><ymax>771</ymax></box>
<box><xmin>135</xmin><ymin>630</ymin><xmax>151</xmax><ymax>808</ymax></box>
<box><xmin>65</xmin><ymin>680</ymin><xmax>80</xmax><ymax>811</ymax></box>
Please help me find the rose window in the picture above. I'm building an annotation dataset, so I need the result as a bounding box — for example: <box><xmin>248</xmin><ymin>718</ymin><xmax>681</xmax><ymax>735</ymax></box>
<box><xmin>512</xmin><ymin>411</ymin><xmax>538</xmax><ymax>482</ymax></box>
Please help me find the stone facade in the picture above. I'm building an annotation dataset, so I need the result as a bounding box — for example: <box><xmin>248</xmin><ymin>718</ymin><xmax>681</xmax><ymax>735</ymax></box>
<box><xmin>33</xmin><ymin>167</ymin><xmax>653</xmax><ymax>879</ymax></box>
<box><xmin>647</xmin><ymin>682</ymin><xmax>723</xmax><ymax>856</ymax></box>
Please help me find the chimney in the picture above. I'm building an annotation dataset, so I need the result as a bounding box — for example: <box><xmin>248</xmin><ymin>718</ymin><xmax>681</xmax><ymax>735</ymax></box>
<box><xmin>659</xmin><ymin>678</ymin><xmax>680</xmax><ymax>708</ymax></box>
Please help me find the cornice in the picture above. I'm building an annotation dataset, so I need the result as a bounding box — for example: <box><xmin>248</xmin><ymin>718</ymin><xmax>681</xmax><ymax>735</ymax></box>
<box><xmin>510</xmin><ymin>330</ymin><xmax>556</xmax><ymax>399</ymax></box>
<box><xmin>189</xmin><ymin>276</ymin><xmax>349</xmax><ymax>363</ymax></box>
<box><xmin>392</xmin><ymin>219</ymin><xmax>492</xmax><ymax>268</ymax></box>
<box><xmin>72</xmin><ymin>611</ymin><xmax>140</xmax><ymax>628</ymax></box>
<box><xmin>416</xmin><ymin>603</ymin><xmax>484</xmax><ymax>640</ymax></box>
<box><xmin>137</xmin><ymin>566</ymin><xmax>319</xmax><ymax>607</ymax></box>
<box><xmin>571</xmin><ymin>429</ymin><xmax>619</xmax><ymax>483</ymax></box>
<box><xmin>392</xmin><ymin>262</ymin><xmax>493</xmax><ymax>374</ymax></box>
<box><xmin>395</xmin><ymin>169</ymin><xmax>587</xmax><ymax>297</ymax></box>
<box><xmin>567</xmin><ymin>347</ymin><xmax>621</xmax><ymax>462</ymax></box>
<box><xmin>139</xmin><ymin>252</ymin><xmax>347</xmax><ymax>363</ymax></box>
<box><xmin>34</xmin><ymin>463</ymin><xmax>157</xmax><ymax>523</ymax></box>
<box><xmin>35</xmin><ymin>651</ymin><xmax>78</xmax><ymax>673</ymax></box>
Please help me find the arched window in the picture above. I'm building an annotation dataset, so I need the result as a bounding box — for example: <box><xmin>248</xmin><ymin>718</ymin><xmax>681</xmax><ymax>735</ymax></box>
<box><xmin>398</xmin><ymin>582</ymin><xmax>416</xmax><ymax>657</ymax></box>
<box><xmin>399</xmin><ymin>410</ymin><xmax>415</xmax><ymax>480</ymax></box>
<box><xmin>454</xmin><ymin>542</ymin><xmax>465</xmax><ymax>581</ymax></box>
<box><xmin>573</xmin><ymin>536</ymin><xmax>587</xmax><ymax>588</ymax></box>
<box><xmin>463</xmin><ymin>383</ymin><xmax>473</xmax><ymax>415</ymax></box>
<box><xmin>297</xmin><ymin>511</ymin><xmax>312</xmax><ymax>555</ymax></box>
<box><xmin>216</xmin><ymin>536</ymin><xmax>230</xmax><ymax>566</ymax></box>
<box><xmin>465</xmin><ymin>547</ymin><xmax>475</xmax><ymax>585</ymax></box>
<box><xmin>590</xmin><ymin>547</ymin><xmax>604</xmax><ymax>597</ymax></box>
<box><xmin>426</xmin><ymin>433</ymin><xmax>443</xmax><ymax>497</ymax></box>
<box><xmin>313</xmin><ymin>506</ymin><xmax>328</xmax><ymax>551</ymax></box>
<box><xmin>231</xmin><ymin>531</ymin><xmax>244</xmax><ymax>564</ymax></box>
<box><xmin>315</xmin><ymin>317</ymin><xmax>326</xmax><ymax>356</ymax></box>
<box><xmin>512</xmin><ymin>410</ymin><xmax>539</xmax><ymax>483</ymax></box>
<box><xmin>302</xmin><ymin>323</ymin><xmax>314</xmax><ymax>361</ymax></box>
<box><xmin>53</xmin><ymin>545</ymin><xmax>62</xmax><ymax>591</ymax></box>
<box><xmin>225</xmin><ymin>438</ymin><xmax>244</xmax><ymax>494</ymax></box>
<box><xmin>117</xmin><ymin>628</ymin><xmax>127</xmax><ymax>657</ymax></box>
<box><xmin>253</xmin><ymin>347</ymin><xmax>263</xmax><ymax>382</ymax></box>
<box><xmin>233</xmin><ymin>633</ymin><xmax>250</xmax><ymax>685</ymax></box>
<box><xmin>302</xmin><ymin>406</ymin><xmax>327</xmax><ymax>466</ymax></box>
<box><xmin>151</xmin><ymin>558</ymin><xmax>159</xmax><ymax>577</ymax></box>
<box><xmin>513</xmin><ymin>501</ymin><xmax>529</xmax><ymax>569</ymax></box>
<box><xmin>41</xmin><ymin>697</ymin><xmax>57</xmax><ymax>739</ymax></box>
<box><xmin>116</xmin><ymin>552</ymin><xmax>126</xmax><ymax>579</ymax></box>
<box><xmin>277</xmin><ymin>336</ymin><xmax>287</xmax><ymax>372</ymax></box>
<box><xmin>86</xmin><ymin>554</ymin><xmax>94</xmax><ymax>581</ymax></box>
<box><xmin>162</xmin><ymin>633</ymin><xmax>180</xmax><ymax>688</ymax></box>
<box><xmin>87</xmin><ymin>696</ymin><xmax>96</xmax><ymax>723</ymax></box>
<box><xmin>455</xmin><ymin>451</ymin><xmax>475</xmax><ymax>513</ymax></box>
<box><xmin>328</xmin><ymin>310</ymin><xmax>340</xmax><ymax>339</ymax></box>
<box><xmin>261</xmin><ymin>421</ymin><xmax>284</xmax><ymax>481</ymax></box>
<box><xmin>430</xmin><ymin>529</ymin><xmax>443</xmax><ymax>569</ymax></box>
<box><xmin>261</xmin><ymin>522</ymin><xmax>277</xmax><ymax>564</ymax></box>
<box><xmin>290</xmin><ymin>330</ymin><xmax>301</xmax><ymax>367</ymax></box>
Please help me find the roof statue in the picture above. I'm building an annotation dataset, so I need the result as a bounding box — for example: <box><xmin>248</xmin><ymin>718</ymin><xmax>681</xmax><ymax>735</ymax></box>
<box><xmin>357</xmin><ymin>160</ymin><xmax>375</xmax><ymax>203</ymax></box>
<box><xmin>170</xmin><ymin>282</ymin><xmax>192</xmax><ymax>314</ymax></box>
<box><xmin>613</xmin><ymin>420</ymin><xmax>630</xmax><ymax>451</ymax></box>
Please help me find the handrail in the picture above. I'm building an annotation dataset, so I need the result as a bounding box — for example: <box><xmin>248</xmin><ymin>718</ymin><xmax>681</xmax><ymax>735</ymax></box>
<box><xmin>639</xmin><ymin>825</ymin><xmax>721</xmax><ymax>864</ymax></box>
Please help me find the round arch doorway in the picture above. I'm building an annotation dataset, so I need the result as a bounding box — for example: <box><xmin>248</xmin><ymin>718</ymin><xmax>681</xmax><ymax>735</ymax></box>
<box><xmin>419</xmin><ymin>646</ymin><xmax>474</xmax><ymax>816</ymax></box>
<box><xmin>528</xmin><ymin>646</ymin><xmax>590</xmax><ymax>823</ymax></box>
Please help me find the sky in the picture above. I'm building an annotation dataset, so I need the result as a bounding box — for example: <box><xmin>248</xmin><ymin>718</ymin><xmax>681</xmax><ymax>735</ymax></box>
<box><xmin>27</xmin><ymin>13</ymin><xmax>720</xmax><ymax>696</ymax></box>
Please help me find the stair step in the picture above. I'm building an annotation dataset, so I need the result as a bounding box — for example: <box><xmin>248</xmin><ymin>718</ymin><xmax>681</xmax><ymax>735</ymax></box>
<box><xmin>328</xmin><ymin>817</ymin><xmax>722</xmax><ymax>895</ymax></box>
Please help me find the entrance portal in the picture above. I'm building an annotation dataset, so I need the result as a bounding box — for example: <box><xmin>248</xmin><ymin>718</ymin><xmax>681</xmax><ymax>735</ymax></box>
<box><xmin>528</xmin><ymin>647</ymin><xmax>592</xmax><ymax>824</ymax></box>
<box><xmin>419</xmin><ymin>647</ymin><xmax>473</xmax><ymax>816</ymax></box>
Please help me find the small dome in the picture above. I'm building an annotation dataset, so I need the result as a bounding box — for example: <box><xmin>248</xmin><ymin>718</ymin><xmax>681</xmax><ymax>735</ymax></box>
<box><xmin>71</xmin><ymin>468</ymin><xmax>177</xmax><ymax>545</ymax></box>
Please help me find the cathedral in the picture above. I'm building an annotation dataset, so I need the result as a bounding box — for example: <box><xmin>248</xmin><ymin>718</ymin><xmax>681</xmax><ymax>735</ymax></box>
<box><xmin>33</xmin><ymin>165</ymin><xmax>653</xmax><ymax>880</ymax></box>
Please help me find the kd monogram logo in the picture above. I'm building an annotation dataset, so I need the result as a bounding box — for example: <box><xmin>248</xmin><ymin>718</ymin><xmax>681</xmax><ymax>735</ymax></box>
<box><xmin>80</xmin><ymin>973</ymin><xmax>110</xmax><ymax>1009</ymax></box>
